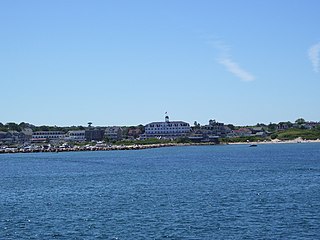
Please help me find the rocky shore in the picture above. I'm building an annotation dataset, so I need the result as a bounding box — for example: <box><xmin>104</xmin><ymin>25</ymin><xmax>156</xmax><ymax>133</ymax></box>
<box><xmin>0</xmin><ymin>142</ymin><xmax>217</xmax><ymax>154</ymax></box>
<box><xmin>2</xmin><ymin>138</ymin><xmax>319</xmax><ymax>154</ymax></box>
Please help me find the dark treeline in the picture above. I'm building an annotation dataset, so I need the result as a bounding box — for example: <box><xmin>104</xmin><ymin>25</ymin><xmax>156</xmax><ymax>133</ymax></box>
<box><xmin>0</xmin><ymin>122</ymin><xmax>85</xmax><ymax>133</ymax></box>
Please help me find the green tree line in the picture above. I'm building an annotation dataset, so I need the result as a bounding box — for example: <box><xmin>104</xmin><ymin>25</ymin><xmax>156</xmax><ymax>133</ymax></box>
<box><xmin>0</xmin><ymin>122</ymin><xmax>85</xmax><ymax>133</ymax></box>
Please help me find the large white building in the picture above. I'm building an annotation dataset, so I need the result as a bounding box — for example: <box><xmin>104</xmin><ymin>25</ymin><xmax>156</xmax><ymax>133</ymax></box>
<box><xmin>32</xmin><ymin>131</ymin><xmax>65</xmax><ymax>142</ymax></box>
<box><xmin>144</xmin><ymin>115</ymin><xmax>191</xmax><ymax>139</ymax></box>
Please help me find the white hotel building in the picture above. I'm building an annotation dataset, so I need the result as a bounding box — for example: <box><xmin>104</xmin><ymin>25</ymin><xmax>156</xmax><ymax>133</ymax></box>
<box><xmin>144</xmin><ymin>115</ymin><xmax>191</xmax><ymax>139</ymax></box>
<box><xmin>32</xmin><ymin>131</ymin><xmax>65</xmax><ymax>142</ymax></box>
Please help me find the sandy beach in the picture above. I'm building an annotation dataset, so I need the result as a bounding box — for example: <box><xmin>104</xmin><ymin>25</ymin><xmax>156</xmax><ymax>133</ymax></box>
<box><xmin>228</xmin><ymin>137</ymin><xmax>320</xmax><ymax>145</ymax></box>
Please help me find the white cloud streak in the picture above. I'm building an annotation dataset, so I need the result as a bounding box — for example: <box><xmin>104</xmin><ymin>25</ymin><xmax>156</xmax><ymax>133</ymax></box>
<box><xmin>308</xmin><ymin>42</ymin><xmax>320</xmax><ymax>73</ymax></box>
<box><xmin>218</xmin><ymin>57</ymin><xmax>255</xmax><ymax>82</ymax></box>
<box><xmin>212</xmin><ymin>40</ymin><xmax>255</xmax><ymax>82</ymax></box>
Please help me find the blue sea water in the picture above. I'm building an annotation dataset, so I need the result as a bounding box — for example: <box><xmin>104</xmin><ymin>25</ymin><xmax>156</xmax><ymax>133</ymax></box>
<box><xmin>0</xmin><ymin>143</ymin><xmax>320</xmax><ymax>239</ymax></box>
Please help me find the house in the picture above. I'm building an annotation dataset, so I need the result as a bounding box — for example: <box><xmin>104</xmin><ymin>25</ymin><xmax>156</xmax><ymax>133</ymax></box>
<box><xmin>277</xmin><ymin>123</ymin><xmax>289</xmax><ymax>131</ymax></box>
<box><xmin>233</xmin><ymin>128</ymin><xmax>252</xmax><ymax>137</ymax></box>
<box><xmin>0</xmin><ymin>131</ymin><xmax>10</xmax><ymax>144</ymax></box>
<box><xmin>250</xmin><ymin>127</ymin><xmax>268</xmax><ymax>137</ymax></box>
<box><xmin>200</xmin><ymin>119</ymin><xmax>230</xmax><ymax>137</ymax></box>
<box><xmin>105</xmin><ymin>127</ymin><xmax>123</xmax><ymax>141</ymax></box>
<box><xmin>188</xmin><ymin>129</ymin><xmax>220</xmax><ymax>143</ymax></box>
<box><xmin>304</xmin><ymin>121</ymin><xmax>320</xmax><ymax>129</ymax></box>
<box><xmin>254</xmin><ymin>131</ymin><xmax>268</xmax><ymax>138</ymax></box>
<box><xmin>21</xmin><ymin>128</ymin><xmax>33</xmax><ymax>143</ymax></box>
<box><xmin>127</xmin><ymin>128</ymin><xmax>142</xmax><ymax>139</ymax></box>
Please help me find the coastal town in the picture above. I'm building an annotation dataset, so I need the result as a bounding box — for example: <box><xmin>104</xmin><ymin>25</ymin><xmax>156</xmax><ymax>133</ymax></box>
<box><xmin>1</xmin><ymin>115</ymin><xmax>320</xmax><ymax>153</ymax></box>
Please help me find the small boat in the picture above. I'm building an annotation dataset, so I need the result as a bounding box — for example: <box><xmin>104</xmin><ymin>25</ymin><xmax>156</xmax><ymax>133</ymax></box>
<box><xmin>249</xmin><ymin>144</ymin><xmax>257</xmax><ymax>147</ymax></box>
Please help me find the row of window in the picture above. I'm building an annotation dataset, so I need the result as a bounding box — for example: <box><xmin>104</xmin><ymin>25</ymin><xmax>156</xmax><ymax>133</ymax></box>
<box><xmin>32</xmin><ymin>135</ymin><xmax>63</xmax><ymax>139</ymax></box>
<box><xmin>146</xmin><ymin>127</ymin><xmax>189</xmax><ymax>131</ymax></box>
<box><xmin>146</xmin><ymin>130</ymin><xmax>189</xmax><ymax>133</ymax></box>
<box><xmin>69</xmin><ymin>133</ymin><xmax>85</xmax><ymax>136</ymax></box>
<box><xmin>33</xmin><ymin>132</ymin><xmax>64</xmax><ymax>135</ymax></box>
<box><xmin>147</xmin><ymin>132</ymin><xmax>188</xmax><ymax>135</ymax></box>
<box><xmin>148</xmin><ymin>123</ymin><xmax>189</xmax><ymax>128</ymax></box>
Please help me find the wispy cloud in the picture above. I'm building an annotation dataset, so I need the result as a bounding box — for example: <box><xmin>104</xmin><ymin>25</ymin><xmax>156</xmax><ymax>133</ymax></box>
<box><xmin>308</xmin><ymin>42</ymin><xmax>320</xmax><ymax>73</ymax></box>
<box><xmin>212</xmin><ymin>40</ymin><xmax>255</xmax><ymax>82</ymax></box>
<box><xmin>218</xmin><ymin>57</ymin><xmax>255</xmax><ymax>82</ymax></box>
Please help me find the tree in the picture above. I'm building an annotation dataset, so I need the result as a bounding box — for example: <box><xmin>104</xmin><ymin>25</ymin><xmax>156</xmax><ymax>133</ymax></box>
<box><xmin>256</xmin><ymin>123</ymin><xmax>267</xmax><ymax>127</ymax></box>
<box><xmin>0</xmin><ymin>122</ymin><xmax>7</xmax><ymax>132</ymax></box>
<box><xmin>209</xmin><ymin>119</ymin><xmax>216</xmax><ymax>125</ymax></box>
<box><xmin>137</xmin><ymin>124</ymin><xmax>145</xmax><ymax>133</ymax></box>
<box><xmin>121</xmin><ymin>127</ymin><xmax>129</xmax><ymax>139</ymax></box>
<box><xmin>78</xmin><ymin>126</ymin><xmax>85</xmax><ymax>130</ymax></box>
<box><xmin>38</xmin><ymin>125</ymin><xmax>50</xmax><ymax>131</ymax></box>
<box><xmin>19</xmin><ymin>122</ymin><xmax>30</xmax><ymax>130</ymax></box>
<box><xmin>268</xmin><ymin>122</ymin><xmax>277</xmax><ymax>131</ymax></box>
<box><xmin>227</xmin><ymin>124</ymin><xmax>235</xmax><ymax>130</ymax></box>
<box><xmin>6</xmin><ymin>122</ymin><xmax>21</xmax><ymax>132</ymax></box>
<box><xmin>295</xmin><ymin>118</ymin><xmax>306</xmax><ymax>125</ymax></box>
<box><xmin>287</xmin><ymin>121</ymin><xmax>293</xmax><ymax>128</ymax></box>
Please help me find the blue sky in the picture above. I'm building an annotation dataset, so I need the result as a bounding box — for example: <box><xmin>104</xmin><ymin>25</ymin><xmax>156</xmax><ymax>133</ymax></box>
<box><xmin>1</xmin><ymin>0</ymin><xmax>320</xmax><ymax>126</ymax></box>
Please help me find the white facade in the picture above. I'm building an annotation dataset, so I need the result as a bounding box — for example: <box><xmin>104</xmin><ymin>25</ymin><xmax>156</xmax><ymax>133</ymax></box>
<box><xmin>32</xmin><ymin>131</ymin><xmax>65</xmax><ymax>141</ymax></box>
<box><xmin>144</xmin><ymin>116</ymin><xmax>190</xmax><ymax>138</ymax></box>
<box><xmin>65</xmin><ymin>130</ymin><xmax>86</xmax><ymax>141</ymax></box>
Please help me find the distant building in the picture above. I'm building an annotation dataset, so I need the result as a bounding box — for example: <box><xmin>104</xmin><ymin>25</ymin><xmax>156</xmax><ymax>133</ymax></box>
<box><xmin>250</xmin><ymin>127</ymin><xmax>268</xmax><ymax>137</ymax></box>
<box><xmin>277</xmin><ymin>123</ymin><xmax>289</xmax><ymax>131</ymax></box>
<box><xmin>32</xmin><ymin>131</ymin><xmax>65</xmax><ymax>142</ymax></box>
<box><xmin>0</xmin><ymin>131</ymin><xmax>13</xmax><ymax>144</ymax></box>
<box><xmin>254</xmin><ymin>131</ymin><xmax>268</xmax><ymax>138</ymax></box>
<box><xmin>21</xmin><ymin>128</ymin><xmax>33</xmax><ymax>143</ymax></box>
<box><xmin>105</xmin><ymin>127</ymin><xmax>123</xmax><ymax>141</ymax></box>
<box><xmin>304</xmin><ymin>121</ymin><xmax>320</xmax><ymax>129</ymax></box>
<box><xmin>85</xmin><ymin>129</ymin><xmax>104</xmax><ymax>142</ymax></box>
<box><xmin>0</xmin><ymin>130</ymin><xmax>30</xmax><ymax>144</ymax></box>
<box><xmin>200</xmin><ymin>119</ymin><xmax>230</xmax><ymax>137</ymax></box>
<box><xmin>0</xmin><ymin>131</ymin><xmax>6</xmax><ymax>139</ymax></box>
<box><xmin>144</xmin><ymin>115</ymin><xmax>191</xmax><ymax>139</ymax></box>
<box><xmin>188</xmin><ymin>128</ymin><xmax>220</xmax><ymax>143</ymax></box>
<box><xmin>127</xmin><ymin>127</ymin><xmax>143</xmax><ymax>139</ymax></box>
<box><xmin>233</xmin><ymin>128</ymin><xmax>252</xmax><ymax>137</ymax></box>
<box><xmin>65</xmin><ymin>130</ymin><xmax>86</xmax><ymax>142</ymax></box>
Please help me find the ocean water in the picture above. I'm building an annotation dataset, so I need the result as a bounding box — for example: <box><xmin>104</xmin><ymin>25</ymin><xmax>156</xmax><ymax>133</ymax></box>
<box><xmin>0</xmin><ymin>143</ymin><xmax>320</xmax><ymax>239</ymax></box>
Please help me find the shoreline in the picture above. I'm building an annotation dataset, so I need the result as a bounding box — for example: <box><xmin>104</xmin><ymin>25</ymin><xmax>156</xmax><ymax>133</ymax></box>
<box><xmin>0</xmin><ymin>142</ymin><xmax>217</xmax><ymax>154</ymax></box>
<box><xmin>1</xmin><ymin>138</ymin><xmax>320</xmax><ymax>154</ymax></box>
<box><xmin>227</xmin><ymin>138</ymin><xmax>320</xmax><ymax>145</ymax></box>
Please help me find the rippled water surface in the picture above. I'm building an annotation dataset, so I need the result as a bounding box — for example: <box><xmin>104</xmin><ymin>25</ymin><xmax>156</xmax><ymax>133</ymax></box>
<box><xmin>1</xmin><ymin>143</ymin><xmax>320</xmax><ymax>239</ymax></box>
